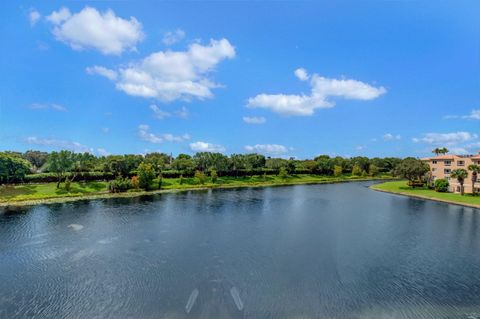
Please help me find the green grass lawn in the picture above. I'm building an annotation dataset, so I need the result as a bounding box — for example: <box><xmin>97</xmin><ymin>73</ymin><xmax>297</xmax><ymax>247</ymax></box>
<box><xmin>371</xmin><ymin>181</ymin><xmax>480</xmax><ymax>207</ymax></box>
<box><xmin>0</xmin><ymin>174</ymin><xmax>389</xmax><ymax>204</ymax></box>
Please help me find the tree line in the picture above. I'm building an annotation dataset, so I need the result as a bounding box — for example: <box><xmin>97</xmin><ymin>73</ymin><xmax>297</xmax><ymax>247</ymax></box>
<box><xmin>0</xmin><ymin>150</ymin><xmax>406</xmax><ymax>186</ymax></box>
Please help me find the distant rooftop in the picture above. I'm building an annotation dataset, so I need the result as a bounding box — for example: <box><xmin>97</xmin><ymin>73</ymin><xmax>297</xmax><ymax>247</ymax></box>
<box><xmin>423</xmin><ymin>152</ymin><xmax>480</xmax><ymax>161</ymax></box>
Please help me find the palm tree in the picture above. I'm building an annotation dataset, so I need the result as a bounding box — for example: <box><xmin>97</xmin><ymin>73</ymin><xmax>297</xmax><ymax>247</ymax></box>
<box><xmin>450</xmin><ymin>169</ymin><xmax>468</xmax><ymax>195</ymax></box>
<box><xmin>432</xmin><ymin>147</ymin><xmax>448</xmax><ymax>156</ymax></box>
<box><xmin>468</xmin><ymin>164</ymin><xmax>479</xmax><ymax>196</ymax></box>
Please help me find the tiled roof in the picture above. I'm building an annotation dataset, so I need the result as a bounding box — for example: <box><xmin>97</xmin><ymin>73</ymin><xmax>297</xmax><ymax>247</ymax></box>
<box><xmin>425</xmin><ymin>155</ymin><xmax>456</xmax><ymax>160</ymax></box>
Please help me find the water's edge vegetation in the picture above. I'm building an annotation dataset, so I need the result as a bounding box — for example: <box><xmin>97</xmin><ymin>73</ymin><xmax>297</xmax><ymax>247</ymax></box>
<box><xmin>1</xmin><ymin>175</ymin><xmax>392</xmax><ymax>207</ymax></box>
<box><xmin>371</xmin><ymin>181</ymin><xmax>480</xmax><ymax>209</ymax></box>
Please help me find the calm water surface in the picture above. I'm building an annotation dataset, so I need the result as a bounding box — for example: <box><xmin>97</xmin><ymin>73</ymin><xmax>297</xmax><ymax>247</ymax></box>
<box><xmin>1</xmin><ymin>182</ymin><xmax>480</xmax><ymax>318</ymax></box>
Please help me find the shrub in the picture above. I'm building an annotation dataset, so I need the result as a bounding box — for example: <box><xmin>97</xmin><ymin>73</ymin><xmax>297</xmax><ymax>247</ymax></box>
<box><xmin>369</xmin><ymin>164</ymin><xmax>379</xmax><ymax>176</ymax></box>
<box><xmin>137</xmin><ymin>162</ymin><xmax>155</xmax><ymax>190</ymax></box>
<box><xmin>434</xmin><ymin>179</ymin><xmax>449</xmax><ymax>192</ymax></box>
<box><xmin>108</xmin><ymin>177</ymin><xmax>132</xmax><ymax>193</ymax></box>
<box><xmin>179</xmin><ymin>174</ymin><xmax>184</xmax><ymax>185</ymax></box>
<box><xmin>333</xmin><ymin>165</ymin><xmax>342</xmax><ymax>177</ymax></box>
<box><xmin>157</xmin><ymin>173</ymin><xmax>163</xmax><ymax>190</ymax></box>
<box><xmin>352</xmin><ymin>165</ymin><xmax>362</xmax><ymax>176</ymax></box>
<box><xmin>24</xmin><ymin>172</ymin><xmax>114</xmax><ymax>183</ymax></box>
<box><xmin>279</xmin><ymin>167</ymin><xmax>288</xmax><ymax>179</ymax></box>
<box><xmin>131</xmin><ymin>176</ymin><xmax>139</xmax><ymax>190</ymax></box>
<box><xmin>210</xmin><ymin>169</ymin><xmax>218</xmax><ymax>183</ymax></box>
<box><xmin>64</xmin><ymin>177</ymin><xmax>71</xmax><ymax>191</ymax></box>
<box><xmin>195</xmin><ymin>170</ymin><xmax>207</xmax><ymax>185</ymax></box>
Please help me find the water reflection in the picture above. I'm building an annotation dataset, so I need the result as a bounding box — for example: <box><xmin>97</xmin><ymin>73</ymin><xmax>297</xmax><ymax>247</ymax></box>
<box><xmin>1</xmin><ymin>182</ymin><xmax>480</xmax><ymax>318</ymax></box>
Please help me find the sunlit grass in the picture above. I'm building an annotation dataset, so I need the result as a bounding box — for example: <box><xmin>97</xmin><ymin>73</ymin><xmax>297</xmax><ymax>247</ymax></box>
<box><xmin>0</xmin><ymin>174</ymin><xmax>390</xmax><ymax>203</ymax></box>
<box><xmin>371</xmin><ymin>181</ymin><xmax>480</xmax><ymax>206</ymax></box>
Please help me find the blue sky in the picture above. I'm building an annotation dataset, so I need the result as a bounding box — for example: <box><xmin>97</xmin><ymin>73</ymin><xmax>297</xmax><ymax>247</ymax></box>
<box><xmin>0</xmin><ymin>1</ymin><xmax>479</xmax><ymax>159</ymax></box>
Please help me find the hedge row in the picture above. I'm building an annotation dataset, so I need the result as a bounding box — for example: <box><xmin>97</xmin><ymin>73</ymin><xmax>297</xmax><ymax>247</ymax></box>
<box><xmin>22</xmin><ymin>168</ymin><xmax>350</xmax><ymax>184</ymax></box>
<box><xmin>24</xmin><ymin>172</ymin><xmax>115</xmax><ymax>183</ymax></box>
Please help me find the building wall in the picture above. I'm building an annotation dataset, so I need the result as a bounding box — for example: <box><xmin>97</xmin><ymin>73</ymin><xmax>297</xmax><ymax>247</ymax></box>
<box><xmin>424</xmin><ymin>156</ymin><xmax>480</xmax><ymax>193</ymax></box>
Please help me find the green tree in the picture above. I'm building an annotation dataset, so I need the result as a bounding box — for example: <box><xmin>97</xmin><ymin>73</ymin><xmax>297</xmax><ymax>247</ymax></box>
<box><xmin>265</xmin><ymin>158</ymin><xmax>288</xmax><ymax>170</ymax></box>
<box><xmin>450</xmin><ymin>168</ymin><xmax>468</xmax><ymax>195</ymax></box>
<box><xmin>286</xmin><ymin>160</ymin><xmax>296</xmax><ymax>175</ymax></box>
<box><xmin>0</xmin><ymin>153</ymin><xmax>31</xmax><ymax>184</ymax></box>
<box><xmin>351</xmin><ymin>165</ymin><xmax>362</xmax><ymax>177</ymax></box>
<box><xmin>71</xmin><ymin>153</ymin><xmax>95</xmax><ymax>182</ymax></box>
<box><xmin>104</xmin><ymin>155</ymin><xmax>142</xmax><ymax>177</ymax></box>
<box><xmin>279</xmin><ymin>167</ymin><xmax>288</xmax><ymax>179</ymax></box>
<box><xmin>137</xmin><ymin>162</ymin><xmax>156</xmax><ymax>190</ymax></box>
<box><xmin>393</xmin><ymin>157</ymin><xmax>429</xmax><ymax>187</ymax></box>
<box><xmin>195</xmin><ymin>170</ymin><xmax>207</xmax><ymax>184</ymax></box>
<box><xmin>468</xmin><ymin>164</ymin><xmax>479</xmax><ymax>196</ymax></box>
<box><xmin>210</xmin><ymin>169</ymin><xmax>218</xmax><ymax>183</ymax></box>
<box><xmin>144</xmin><ymin>152</ymin><xmax>171</xmax><ymax>174</ymax></box>
<box><xmin>244</xmin><ymin>153</ymin><xmax>266</xmax><ymax>170</ymax></box>
<box><xmin>172</xmin><ymin>155</ymin><xmax>196</xmax><ymax>174</ymax></box>
<box><xmin>47</xmin><ymin>151</ymin><xmax>75</xmax><ymax>188</ymax></box>
<box><xmin>333</xmin><ymin>165</ymin><xmax>343</xmax><ymax>177</ymax></box>
<box><xmin>432</xmin><ymin>147</ymin><xmax>449</xmax><ymax>156</ymax></box>
<box><xmin>22</xmin><ymin>150</ymin><xmax>49</xmax><ymax>171</ymax></box>
<box><xmin>314</xmin><ymin>155</ymin><xmax>334</xmax><ymax>174</ymax></box>
<box><xmin>351</xmin><ymin>156</ymin><xmax>370</xmax><ymax>173</ymax></box>
<box><xmin>368</xmin><ymin>164</ymin><xmax>379</xmax><ymax>176</ymax></box>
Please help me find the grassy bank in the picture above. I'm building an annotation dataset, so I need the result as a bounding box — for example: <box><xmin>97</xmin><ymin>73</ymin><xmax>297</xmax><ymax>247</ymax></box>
<box><xmin>371</xmin><ymin>181</ymin><xmax>480</xmax><ymax>209</ymax></box>
<box><xmin>1</xmin><ymin>174</ymin><xmax>391</xmax><ymax>207</ymax></box>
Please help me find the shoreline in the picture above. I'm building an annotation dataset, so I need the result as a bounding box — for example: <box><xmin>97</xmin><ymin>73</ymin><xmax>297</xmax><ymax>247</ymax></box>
<box><xmin>1</xmin><ymin>177</ymin><xmax>389</xmax><ymax>208</ymax></box>
<box><xmin>370</xmin><ymin>184</ymin><xmax>480</xmax><ymax>210</ymax></box>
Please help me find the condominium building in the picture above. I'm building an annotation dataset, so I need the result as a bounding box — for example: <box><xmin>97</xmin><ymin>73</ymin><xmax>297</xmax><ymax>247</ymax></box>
<box><xmin>422</xmin><ymin>153</ymin><xmax>480</xmax><ymax>193</ymax></box>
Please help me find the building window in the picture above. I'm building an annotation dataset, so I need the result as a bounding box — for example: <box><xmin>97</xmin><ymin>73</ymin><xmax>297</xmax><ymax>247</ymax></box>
<box><xmin>432</xmin><ymin>160</ymin><xmax>437</xmax><ymax>164</ymax></box>
<box><xmin>432</xmin><ymin>168</ymin><xmax>436</xmax><ymax>172</ymax></box>
<box><xmin>444</xmin><ymin>169</ymin><xmax>451</xmax><ymax>174</ymax></box>
<box><xmin>444</xmin><ymin>161</ymin><xmax>451</xmax><ymax>166</ymax></box>
<box><xmin>458</xmin><ymin>160</ymin><xmax>465</xmax><ymax>166</ymax></box>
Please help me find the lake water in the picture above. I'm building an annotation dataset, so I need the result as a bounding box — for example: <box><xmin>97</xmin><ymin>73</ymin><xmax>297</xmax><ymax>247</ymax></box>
<box><xmin>1</xmin><ymin>181</ymin><xmax>480</xmax><ymax>319</ymax></box>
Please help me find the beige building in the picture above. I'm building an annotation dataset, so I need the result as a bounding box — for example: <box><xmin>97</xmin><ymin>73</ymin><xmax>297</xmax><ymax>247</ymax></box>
<box><xmin>422</xmin><ymin>153</ymin><xmax>480</xmax><ymax>193</ymax></box>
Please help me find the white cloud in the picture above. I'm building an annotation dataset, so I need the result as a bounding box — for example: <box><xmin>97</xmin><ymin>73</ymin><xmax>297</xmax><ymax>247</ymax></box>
<box><xmin>355</xmin><ymin>145</ymin><xmax>365</xmax><ymax>151</ymax></box>
<box><xmin>467</xmin><ymin>109</ymin><xmax>480</xmax><ymax>120</ymax></box>
<box><xmin>445</xmin><ymin>109</ymin><xmax>480</xmax><ymax>120</ymax></box>
<box><xmin>46</xmin><ymin>6</ymin><xmax>144</xmax><ymax>55</ymax></box>
<box><xmin>96</xmin><ymin>148</ymin><xmax>110</xmax><ymax>156</ymax></box>
<box><xmin>244</xmin><ymin>144</ymin><xmax>288</xmax><ymax>155</ymax></box>
<box><xmin>189</xmin><ymin>141</ymin><xmax>226</xmax><ymax>153</ymax></box>
<box><xmin>383</xmin><ymin>133</ymin><xmax>401</xmax><ymax>141</ymax></box>
<box><xmin>101</xmin><ymin>127</ymin><xmax>110</xmax><ymax>133</ymax></box>
<box><xmin>46</xmin><ymin>7</ymin><xmax>71</xmax><ymax>24</ymax></box>
<box><xmin>175</xmin><ymin>106</ymin><xmax>189</xmax><ymax>119</ymax></box>
<box><xmin>243</xmin><ymin>116</ymin><xmax>266</xmax><ymax>124</ymax></box>
<box><xmin>247</xmin><ymin>68</ymin><xmax>386</xmax><ymax>116</ymax></box>
<box><xmin>86</xmin><ymin>66</ymin><xmax>118</xmax><ymax>80</ymax></box>
<box><xmin>162</xmin><ymin>29</ymin><xmax>185</xmax><ymax>46</ymax></box>
<box><xmin>294</xmin><ymin>68</ymin><xmax>309</xmax><ymax>81</ymax></box>
<box><xmin>150</xmin><ymin>104</ymin><xmax>171</xmax><ymax>119</ymax></box>
<box><xmin>29</xmin><ymin>103</ymin><xmax>66</xmax><ymax>111</ymax></box>
<box><xmin>412</xmin><ymin>132</ymin><xmax>478</xmax><ymax>145</ymax></box>
<box><xmin>91</xmin><ymin>38</ymin><xmax>235</xmax><ymax>102</ymax></box>
<box><xmin>25</xmin><ymin>136</ymin><xmax>91</xmax><ymax>153</ymax></box>
<box><xmin>138</xmin><ymin>124</ymin><xmax>190</xmax><ymax>143</ymax></box>
<box><xmin>449</xmin><ymin>147</ymin><xmax>469</xmax><ymax>155</ymax></box>
<box><xmin>29</xmin><ymin>9</ymin><xmax>41</xmax><ymax>26</ymax></box>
